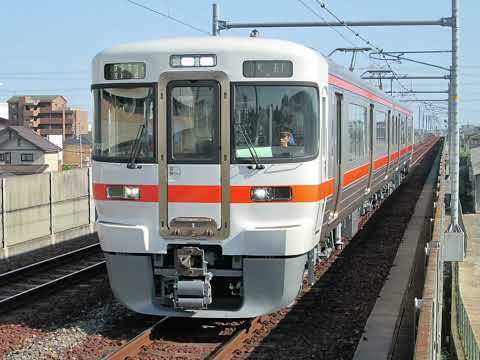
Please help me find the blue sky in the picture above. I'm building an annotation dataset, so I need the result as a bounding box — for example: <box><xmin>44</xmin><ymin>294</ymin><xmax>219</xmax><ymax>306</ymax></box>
<box><xmin>0</xmin><ymin>0</ymin><xmax>478</xmax><ymax>127</ymax></box>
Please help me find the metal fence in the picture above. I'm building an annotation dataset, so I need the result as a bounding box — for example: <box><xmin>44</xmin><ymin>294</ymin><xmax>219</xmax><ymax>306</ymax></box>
<box><xmin>0</xmin><ymin>168</ymin><xmax>95</xmax><ymax>253</ymax></box>
<box><xmin>454</xmin><ymin>263</ymin><xmax>480</xmax><ymax>360</ymax></box>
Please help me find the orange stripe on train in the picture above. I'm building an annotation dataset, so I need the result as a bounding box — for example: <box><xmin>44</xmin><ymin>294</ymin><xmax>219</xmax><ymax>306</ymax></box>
<box><xmin>93</xmin><ymin>182</ymin><xmax>336</xmax><ymax>203</ymax></box>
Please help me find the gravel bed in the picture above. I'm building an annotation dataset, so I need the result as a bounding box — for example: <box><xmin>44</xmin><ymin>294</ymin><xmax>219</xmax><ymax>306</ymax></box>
<box><xmin>0</xmin><ymin>233</ymin><xmax>99</xmax><ymax>274</ymax></box>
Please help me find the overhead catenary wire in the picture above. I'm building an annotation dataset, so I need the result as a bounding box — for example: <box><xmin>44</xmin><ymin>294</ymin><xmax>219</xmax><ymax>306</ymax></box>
<box><xmin>313</xmin><ymin>0</ymin><xmax>444</xmax><ymax>112</ymax></box>
<box><xmin>296</xmin><ymin>0</ymin><xmax>359</xmax><ymax>48</ymax></box>
<box><xmin>126</xmin><ymin>0</ymin><xmax>210</xmax><ymax>35</ymax></box>
<box><xmin>296</xmin><ymin>0</ymin><xmax>386</xmax><ymax>76</ymax></box>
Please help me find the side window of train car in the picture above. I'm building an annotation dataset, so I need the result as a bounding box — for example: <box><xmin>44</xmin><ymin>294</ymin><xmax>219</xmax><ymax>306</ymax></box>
<box><xmin>321</xmin><ymin>89</ymin><xmax>328</xmax><ymax>175</ymax></box>
<box><xmin>375</xmin><ymin>110</ymin><xmax>387</xmax><ymax>147</ymax></box>
<box><xmin>400</xmin><ymin>116</ymin><xmax>405</xmax><ymax>145</ymax></box>
<box><xmin>348</xmin><ymin>103</ymin><xmax>368</xmax><ymax>161</ymax></box>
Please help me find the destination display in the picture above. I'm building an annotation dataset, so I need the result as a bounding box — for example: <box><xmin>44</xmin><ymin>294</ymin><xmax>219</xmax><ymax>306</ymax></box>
<box><xmin>243</xmin><ymin>60</ymin><xmax>293</xmax><ymax>78</ymax></box>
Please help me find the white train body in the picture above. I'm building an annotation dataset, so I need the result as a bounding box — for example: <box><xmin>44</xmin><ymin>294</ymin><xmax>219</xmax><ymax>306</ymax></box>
<box><xmin>92</xmin><ymin>37</ymin><xmax>413</xmax><ymax>318</ymax></box>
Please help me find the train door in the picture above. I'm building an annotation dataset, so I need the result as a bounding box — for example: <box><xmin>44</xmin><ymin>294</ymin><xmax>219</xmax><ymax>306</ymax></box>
<box><xmin>386</xmin><ymin>110</ymin><xmax>392</xmax><ymax>175</ymax></box>
<box><xmin>367</xmin><ymin>104</ymin><xmax>374</xmax><ymax>192</ymax></box>
<box><xmin>397</xmin><ymin>115</ymin><xmax>401</xmax><ymax>165</ymax></box>
<box><xmin>332</xmin><ymin>93</ymin><xmax>343</xmax><ymax>216</ymax></box>
<box><xmin>158</xmin><ymin>73</ymin><xmax>231</xmax><ymax>240</ymax></box>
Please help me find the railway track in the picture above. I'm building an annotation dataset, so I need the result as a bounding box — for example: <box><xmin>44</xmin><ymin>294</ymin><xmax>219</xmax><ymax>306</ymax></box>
<box><xmin>0</xmin><ymin>243</ymin><xmax>105</xmax><ymax>313</ymax></box>
<box><xmin>103</xmin><ymin>316</ymin><xmax>262</xmax><ymax>360</ymax></box>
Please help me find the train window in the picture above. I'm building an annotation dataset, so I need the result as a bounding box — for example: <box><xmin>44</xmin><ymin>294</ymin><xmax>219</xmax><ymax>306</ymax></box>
<box><xmin>168</xmin><ymin>83</ymin><xmax>219</xmax><ymax>163</ymax></box>
<box><xmin>375</xmin><ymin>110</ymin><xmax>387</xmax><ymax>147</ymax></box>
<box><xmin>347</xmin><ymin>103</ymin><xmax>368</xmax><ymax>160</ymax></box>
<box><xmin>232</xmin><ymin>85</ymin><xmax>318</xmax><ymax>162</ymax></box>
<box><xmin>92</xmin><ymin>86</ymin><xmax>155</xmax><ymax>163</ymax></box>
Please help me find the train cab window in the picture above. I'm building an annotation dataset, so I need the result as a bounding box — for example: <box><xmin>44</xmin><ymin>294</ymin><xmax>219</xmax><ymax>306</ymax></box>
<box><xmin>168</xmin><ymin>82</ymin><xmax>219</xmax><ymax>163</ymax></box>
<box><xmin>347</xmin><ymin>103</ymin><xmax>368</xmax><ymax>161</ymax></box>
<box><xmin>92</xmin><ymin>86</ymin><xmax>155</xmax><ymax>163</ymax></box>
<box><xmin>232</xmin><ymin>85</ymin><xmax>318</xmax><ymax>163</ymax></box>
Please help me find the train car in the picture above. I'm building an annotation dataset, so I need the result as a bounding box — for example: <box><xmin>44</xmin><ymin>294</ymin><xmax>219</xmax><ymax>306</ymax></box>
<box><xmin>91</xmin><ymin>36</ymin><xmax>413</xmax><ymax>318</ymax></box>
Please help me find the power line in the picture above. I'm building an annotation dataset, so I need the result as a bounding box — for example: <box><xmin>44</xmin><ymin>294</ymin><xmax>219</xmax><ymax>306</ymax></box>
<box><xmin>0</xmin><ymin>71</ymin><xmax>88</xmax><ymax>75</ymax></box>
<box><xmin>313</xmin><ymin>0</ymin><xmax>442</xmax><ymax>111</ymax></box>
<box><xmin>126</xmin><ymin>0</ymin><xmax>210</xmax><ymax>35</ymax></box>
<box><xmin>296</xmin><ymin>0</ymin><xmax>358</xmax><ymax>48</ymax></box>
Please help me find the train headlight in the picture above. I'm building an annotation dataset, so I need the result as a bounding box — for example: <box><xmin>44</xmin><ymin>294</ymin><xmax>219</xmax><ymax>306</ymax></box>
<box><xmin>106</xmin><ymin>185</ymin><xmax>140</xmax><ymax>200</ymax></box>
<box><xmin>251</xmin><ymin>187</ymin><xmax>272</xmax><ymax>202</ymax></box>
<box><xmin>170</xmin><ymin>55</ymin><xmax>217</xmax><ymax>68</ymax></box>
<box><xmin>250</xmin><ymin>187</ymin><xmax>292</xmax><ymax>202</ymax></box>
<box><xmin>124</xmin><ymin>186</ymin><xmax>140</xmax><ymax>200</ymax></box>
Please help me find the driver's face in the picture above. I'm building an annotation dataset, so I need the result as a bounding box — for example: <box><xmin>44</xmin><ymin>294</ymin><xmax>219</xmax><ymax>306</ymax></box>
<box><xmin>280</xmin><ymin>135</ymin><xmax>289</xmax><ymax>148</ymax></box>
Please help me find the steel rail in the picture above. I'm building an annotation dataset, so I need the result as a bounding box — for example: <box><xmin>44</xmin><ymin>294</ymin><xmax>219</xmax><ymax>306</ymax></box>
<box><xmin>0</xmin><ymin>242</ymin><xmax>101</xmax><ymax>284</ymax></box>
<box><xmin>103</xmin><ymin>317</ymin><xmax>170</xmax><ymax>360</ymax></box>
<box><xmin>0</xmin><ymin>260</ymin><xmax>105</xmax><ymax>312</ymax></box>
<box><xmin>0</xmin><ymin>243</ymin><xmax>104</xmax><ymax>313</ymax></box>
<box><xmin>209</xmin><ymin>317</ymin><xmax>262</xmax><ymax>360</ymax></box>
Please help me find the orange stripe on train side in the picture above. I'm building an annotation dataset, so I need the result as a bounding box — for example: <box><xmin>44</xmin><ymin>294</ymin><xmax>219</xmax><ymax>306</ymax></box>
<box><xmin>373</xmin><ymin>155</ymin><xmax>389</xmax><ymax>171</ymax></box>
<box><xmin>230</xmin><ymin>181</ymin><xmax>335</xmax><ymax>203</ymax></box>
<box><xmin>343</xmin><ymin>163</ymin><xmax>370</xmax><ymax>187</ymax></box>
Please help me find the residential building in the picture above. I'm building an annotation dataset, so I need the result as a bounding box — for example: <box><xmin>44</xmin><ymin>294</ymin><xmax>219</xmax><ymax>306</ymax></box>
<box><xmin>63</xmin><ymin>134</ymin><xmax>92</xmax><ymax>168</ymax></box>
<box><xmin>0</xmin><ymin>103</ymin><xmax>8</xmax><ymax>119</ymax></box>
<box><xmin>7</xmin><ymin>95</ymin><xmax>88</xmax><ymax>139</ymax></box>
<box><xmin>0</xmin><ymin>126</ymin><xmax>62</xmax><ymax>175</ymax></box>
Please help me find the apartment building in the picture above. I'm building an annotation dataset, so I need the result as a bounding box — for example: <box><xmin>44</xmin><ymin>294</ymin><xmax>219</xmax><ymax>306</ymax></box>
<box><xmin>7</xmin><ymin>95</ymin><xmax>88</xmax><ymax>139</ymax></box>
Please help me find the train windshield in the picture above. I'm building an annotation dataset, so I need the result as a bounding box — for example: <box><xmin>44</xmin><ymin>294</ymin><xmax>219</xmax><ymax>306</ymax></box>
<box><xmin>232</xmin><ymin>85</ymin><xmax>318</xmax><ymax>163</ymax></box>
<box><xmin>92</xmin><ymin>86</ymin><xmax>155</xmax><ymax>163</ymax></box>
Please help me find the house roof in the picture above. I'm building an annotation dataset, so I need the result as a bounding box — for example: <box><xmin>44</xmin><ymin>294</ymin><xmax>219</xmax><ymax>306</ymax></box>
<box><xmin>7</xmin><ymin>95</ymin><xmax>64</xmax><ymax>103</ymax></box>
<box><xmin>471</xmin><ymin>146</ymin><xmax>480</xmax><ymax>176</ymax></box>
<box><xmin>1</xmin><ymin>126</ymin><xmax>62</xmax><ymax>153</ymax></box>
<box><xmin>63</xmin><ymin>134</ymin><xmax>92</xmax><ymax>146</ymax></box>
<box><xmin>0</xmin><ymin>164</ymin><xmax>49</xmax><ymax>175</ymax></box>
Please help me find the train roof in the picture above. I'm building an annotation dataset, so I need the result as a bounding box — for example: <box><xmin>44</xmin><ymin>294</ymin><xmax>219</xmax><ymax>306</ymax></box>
<box><xmin>93</xmin><ymin>36</ymin><xmax>411</xmax><ymax>115</ymax></box>
<box><xmin>94</xmin><ymin>36</ymin><xmax>319</xmax><ymax>60</ymax></box>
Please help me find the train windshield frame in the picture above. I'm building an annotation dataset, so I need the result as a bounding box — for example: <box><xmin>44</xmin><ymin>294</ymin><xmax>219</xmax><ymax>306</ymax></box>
<box><xmin>92</xmin><ymin>84</ymin><xmax>156</xmax><ymax>163</ymax></box>
<box><xmin>231</xmin><ymin>83</ymin><xmax>319</xmax><ymax>164</ymax></box>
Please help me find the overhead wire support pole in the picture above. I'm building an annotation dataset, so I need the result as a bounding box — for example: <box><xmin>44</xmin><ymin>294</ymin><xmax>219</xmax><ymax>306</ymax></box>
<box><xmin>449</xmin><ymin>0</ymin><xmax>462</xmax><ymax>232</ymax></box>
<box><xmin>212</xmin><ymin>3</ymin><xmax>219</xmax><ymax>36</ymax></box>
<box><xmin>398</xmin><ymin>99</ymin><xmax>449</xmax><ymax>102</ymax></box>
<box><xmin>218</xmin><ymin>19</ymin><xmax>452</xmax><ymax>31</ymax></box>
<box><xmin>361</xmin><ymin>75</ymin><xmax>451</xmax><ymax>80</ymax></box>
<box><xmin>390</xmin><ymin>90</ymin><xmax>449</xmax><ymax>94</ymax></box>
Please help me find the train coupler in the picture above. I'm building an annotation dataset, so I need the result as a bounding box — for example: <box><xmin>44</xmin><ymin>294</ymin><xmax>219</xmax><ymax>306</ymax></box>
<box><xmin>172</xmin><ymin>247</ymin><xmax>213</xmax><ymax>309</ymax></box>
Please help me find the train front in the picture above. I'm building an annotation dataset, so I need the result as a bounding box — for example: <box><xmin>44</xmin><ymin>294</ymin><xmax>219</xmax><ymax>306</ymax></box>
<box><xmin>92</xmin><ymin>37</ymin><xmax>329</xmax><ymax>318</ymax></box>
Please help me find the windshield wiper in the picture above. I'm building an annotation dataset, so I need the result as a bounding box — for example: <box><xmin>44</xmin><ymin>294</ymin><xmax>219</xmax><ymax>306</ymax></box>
<box><xmin>127</xmin><ymin>124</ymin><xmax>146</xmax><ymax>169</ymax></box>
<box><xmin>237</xmin><ymin>123</ymin><xmax>265</xmax><ymax>170</ymax></box>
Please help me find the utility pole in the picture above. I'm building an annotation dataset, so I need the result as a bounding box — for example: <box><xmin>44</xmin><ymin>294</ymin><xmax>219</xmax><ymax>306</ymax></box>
<box><xmin>212</xmin><ymin>3</ymin><xmax>219</xmax><ymax>36</ymax></box>
<box><xmin>450</xmin><ymin>0</ymin><xmax>461</xmax><ymax>229</ymax></box>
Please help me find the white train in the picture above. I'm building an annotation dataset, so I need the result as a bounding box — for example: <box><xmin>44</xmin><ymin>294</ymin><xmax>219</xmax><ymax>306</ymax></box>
<box><xmin>92</xmin><ymin>37</ymin><xmax>414</xmax><ymax>318</ymax></box>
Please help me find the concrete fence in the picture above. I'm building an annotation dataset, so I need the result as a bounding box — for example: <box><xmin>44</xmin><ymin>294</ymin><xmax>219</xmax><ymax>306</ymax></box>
<box><xmin>0</xmin><ymin>168</ymin><xmax>95</xmax><ymax>258</ymax></box>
